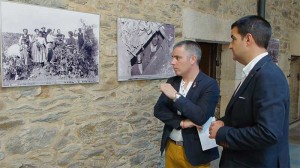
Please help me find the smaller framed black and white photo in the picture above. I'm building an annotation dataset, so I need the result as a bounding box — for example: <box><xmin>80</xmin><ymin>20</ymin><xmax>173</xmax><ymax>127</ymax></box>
<box><xmin>117</xmin><ymin>18</ymin><xmax>175</xmax><ymax>81</ymax></box>
<box><xmin>0</xmin><ymin>1</ymin><xmax>100</xmax><ymax>87</ymax></box>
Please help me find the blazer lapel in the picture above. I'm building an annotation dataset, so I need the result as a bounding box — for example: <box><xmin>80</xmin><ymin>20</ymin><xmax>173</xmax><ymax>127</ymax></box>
<box><xmin>185</xmin><ymin>71</ymin><xmax>204</xmax><ymax>99</ymax></box>
<box><xmin>226</xmin><ymin>56</ymin><xmax>272</xmax><ymax>111</ymax></box>
<box><xmin>171</xmin><ymin>76</ymin><xmax>182</xmax><ymax>92</ymax></box>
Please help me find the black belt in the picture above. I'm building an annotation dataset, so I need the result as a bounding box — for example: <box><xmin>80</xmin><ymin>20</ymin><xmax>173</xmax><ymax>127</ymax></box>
<box><xmin>169</xmin><ymin>138</ymin><xmax>183</xmax><ymax>146</ymax></box>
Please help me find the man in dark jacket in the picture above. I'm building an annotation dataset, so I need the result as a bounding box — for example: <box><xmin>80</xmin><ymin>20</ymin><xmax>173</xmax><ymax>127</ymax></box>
<box><xmin>209</xmin><ymin>15</ymin><xmax>290</xmax><ymax>168</ymax></box>
<box><xmin>154</xmin><ymin>40</ymin><xmax>219</xmax><ymax>167</ymax></box>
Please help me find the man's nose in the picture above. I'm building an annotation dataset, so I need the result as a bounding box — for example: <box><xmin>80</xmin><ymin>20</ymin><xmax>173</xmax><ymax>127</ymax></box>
<box><xmin>171</xmin><ymin>58</ymin><xmax>176</xmax><ymax>65</ymax></box>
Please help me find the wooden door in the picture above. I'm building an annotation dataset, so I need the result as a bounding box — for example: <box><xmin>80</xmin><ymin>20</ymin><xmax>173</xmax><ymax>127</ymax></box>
<box><xmin>197</xmin><ymin>42</ymin><xmax>218</xmax><ymax>78</ymax></box>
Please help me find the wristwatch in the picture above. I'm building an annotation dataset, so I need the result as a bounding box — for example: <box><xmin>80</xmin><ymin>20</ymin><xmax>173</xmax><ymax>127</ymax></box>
<box><xmin>173</xmin><ymin>92</ymin><xmax>182</xmax><ymax>102</ymax></box>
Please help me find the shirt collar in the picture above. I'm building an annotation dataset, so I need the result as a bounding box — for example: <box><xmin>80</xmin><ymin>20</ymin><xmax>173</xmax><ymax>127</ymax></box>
<box><xmin>242</xmin><ymin>52</ymin><xmax>268</xmax><ymax>78</ymax></box>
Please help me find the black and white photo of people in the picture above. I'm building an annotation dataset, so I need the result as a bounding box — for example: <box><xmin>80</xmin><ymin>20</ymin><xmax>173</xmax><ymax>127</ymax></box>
<box><xmin>1</xmin><ymin>2</ymin><xmax>100</xmax><ymax>87</ymax></box>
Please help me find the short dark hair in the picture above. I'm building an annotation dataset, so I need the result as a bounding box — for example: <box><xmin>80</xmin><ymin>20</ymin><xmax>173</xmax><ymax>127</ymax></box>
<box><xmin>231</xmin><ymin>15</ymin><xmax>272</xmax><ymax>48</ymax></box>
<box><xmin>68</xmin><ymin>31</ymin><xmax>74</xmax><ymax>36</ymax></box>
<box><xmin>173</xmin><ymin>40</ymin><xmax>202</xmax><ymax>65</ymax></box>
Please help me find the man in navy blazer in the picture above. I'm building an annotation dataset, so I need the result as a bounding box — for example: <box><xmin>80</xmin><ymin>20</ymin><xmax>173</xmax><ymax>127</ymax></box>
<box><xmin>209</xmin><ymin>15</ymin><xmax>290</xmax><ymax>168</ymax></box>
<box><xmin>154</xmin><ymin>40</ymin><xmax>219</xmax><ymax>167</ymax></box>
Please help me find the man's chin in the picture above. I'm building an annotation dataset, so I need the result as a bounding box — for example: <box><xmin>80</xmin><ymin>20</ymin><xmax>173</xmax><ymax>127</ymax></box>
<box><xmin>174</xmin><ymin>72</ymin><xmax>181</xmax><ymax>76</ymax></box>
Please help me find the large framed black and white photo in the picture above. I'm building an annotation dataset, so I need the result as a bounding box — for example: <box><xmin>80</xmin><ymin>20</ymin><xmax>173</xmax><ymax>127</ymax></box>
<box><xmin>0</xmin><ymin>2</ymin><xmax>100</xmax><ymax>87</ymax></box>
<box><xmin>117</xmin><ymin>18</ymin><xmax>175</xmax><ymax>81</ymax></box>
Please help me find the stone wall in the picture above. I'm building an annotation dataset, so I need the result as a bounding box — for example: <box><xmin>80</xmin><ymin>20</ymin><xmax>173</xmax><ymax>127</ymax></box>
<box><xmin>266</xmin><ymin>0</ymin><xmax>300</xmax><ymax>122</ymax></box>
<box><xmin>0</xmin><ymin>0</ymin><xmax>299</xmax><ymax>167</ymax></box>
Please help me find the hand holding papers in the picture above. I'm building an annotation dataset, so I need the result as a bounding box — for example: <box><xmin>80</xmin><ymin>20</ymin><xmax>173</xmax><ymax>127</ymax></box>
<box><xmin>198</xmin><ymin>117</ymin><xmax>218</xmax><ymax>151</ymax></box>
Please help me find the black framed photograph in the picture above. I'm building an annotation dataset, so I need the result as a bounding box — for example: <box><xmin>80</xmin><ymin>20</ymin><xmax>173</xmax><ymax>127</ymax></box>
<box><xmin>117</xmin><ymin>18</ymin><xmax>175</xmax><ymax>81</ymax></box>
<box><xmin>0</xmin><ymin>1</ymin><xmax>100</xmax><ymax>87</ymax></box>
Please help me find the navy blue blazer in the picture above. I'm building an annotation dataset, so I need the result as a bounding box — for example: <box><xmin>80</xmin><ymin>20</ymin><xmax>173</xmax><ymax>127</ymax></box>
<box><xmin>154</xmin><ymin>71</ymin><xmax>220</xmax><ymax>166</ymax></box>
<box><xmin>217</xmin><ymin>56</ymin><xmax>290</xmax><ymax>168</ymax></box>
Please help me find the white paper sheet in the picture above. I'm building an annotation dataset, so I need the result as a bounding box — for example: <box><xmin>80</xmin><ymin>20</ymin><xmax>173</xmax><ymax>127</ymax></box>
<box><xmin>198</xmin><ymin>117</ymin><xmax>218</xmax><ymax>151</ymax></box>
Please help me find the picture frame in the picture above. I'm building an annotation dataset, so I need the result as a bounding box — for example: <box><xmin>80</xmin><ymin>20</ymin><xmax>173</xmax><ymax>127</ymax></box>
<box><xmin>0</xmin><ymin>1</ymin><xmax>100</xmax><ymax>87</ymax></box>
<box><xmin>117</xmin><ymin>18</ymin><xmax>175</xmax><ymax>81</ymax></box>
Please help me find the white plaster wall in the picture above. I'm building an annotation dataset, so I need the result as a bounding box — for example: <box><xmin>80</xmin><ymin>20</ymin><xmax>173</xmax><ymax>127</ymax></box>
<box><xmin>183</xmin><ymin>8</ymin><xmax>233</xmax><ymax>43</ymax></box>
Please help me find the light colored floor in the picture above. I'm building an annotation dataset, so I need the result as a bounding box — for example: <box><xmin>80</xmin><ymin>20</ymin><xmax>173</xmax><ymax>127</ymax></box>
<box><xmin>210</xmin><ymin>148</ymin><xmax>220</xmax><ymax>168</ymax></box>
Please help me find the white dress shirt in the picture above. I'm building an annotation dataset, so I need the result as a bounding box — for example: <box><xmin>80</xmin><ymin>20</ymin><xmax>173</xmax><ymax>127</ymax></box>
<box><xmin>235</xmin><ymin>52</ymin><xmax>268</xmax><ymax>94</ymax></box>
<box><xmin>169</xmin><ymin>80</ymin><xmax>193</xmax><ymax>142</ymax></box>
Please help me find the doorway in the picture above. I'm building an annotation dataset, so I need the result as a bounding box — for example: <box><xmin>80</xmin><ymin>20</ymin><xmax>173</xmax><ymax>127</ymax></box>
<box><xmin>197</xmin><ymin>42</ymin><xmax>221</xmax><ymax>117</ymax></box>
<box><xmin>197</xmin><ymin>42</ymin><xmax>220</xmax><ymax>79</ymax></box>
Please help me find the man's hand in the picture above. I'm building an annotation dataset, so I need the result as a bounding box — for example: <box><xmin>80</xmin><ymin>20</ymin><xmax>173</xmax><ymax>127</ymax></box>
<box><xmin>160</xmin><ymin>83</ymin><xmax>177</xmax><ymax>100</ymax></box>
<box><xmin>182</xmin><ymin>119</ymin><xmax>202</xmax><ymax>131</ymax></box>
<box><xmin>209</xmin><ymin>120</ymin><xmax>224</xmax><ymax>139</ymax></box>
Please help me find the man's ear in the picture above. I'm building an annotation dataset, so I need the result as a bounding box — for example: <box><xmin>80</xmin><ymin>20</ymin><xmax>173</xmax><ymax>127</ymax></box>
<box><xmin>190</xmin><ymin>55</ymin><xmax>197</xmax><ymax>64</ymax></box>
<box><xmin>245</xmin><ymin>33</ymin><xmax>254</xmax><ymax>46</ymax></box>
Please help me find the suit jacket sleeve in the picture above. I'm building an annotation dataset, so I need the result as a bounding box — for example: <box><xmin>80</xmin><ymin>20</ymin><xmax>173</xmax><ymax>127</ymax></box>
<box><xmin>174</xmin><ymin>79</ymin><xmax>219</xmax><ymax>126</ymax></box>
<box><xmin>154</xmin><ymin>78</ymin><xmax>184</xmax><ymax>129</ymax></box>
<box><xmin>154</xmin><ymin>76</ymin><xmax>219</xmax><ymax>127</ymax></box>
<box><xmin>216</xmin><ymin>66</ymin><xmax>289</xmax><ymax>150</ymax></box>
